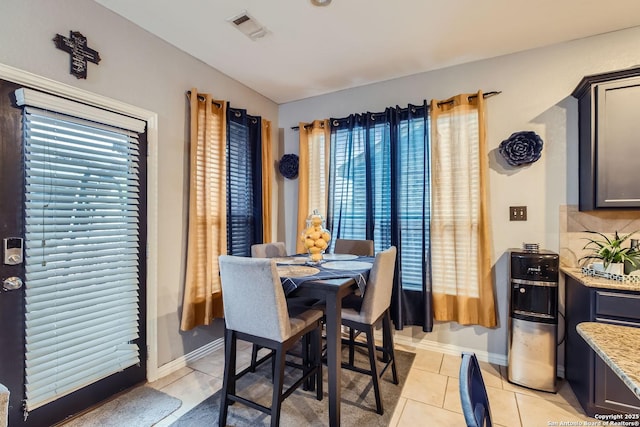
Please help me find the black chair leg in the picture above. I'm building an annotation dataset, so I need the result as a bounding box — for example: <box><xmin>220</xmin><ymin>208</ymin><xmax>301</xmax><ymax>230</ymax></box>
<box><xmin>365</xmin><ymin>325</ymin><xmax>383</xmax><ymax>415</ymax></box>
<box><xmin>271</xmin><ymin>351</ymin><xmax>276</xmax><ymax>383</ymax></box>
<box><xmin>250</xmin><ymin>344</ymin><xmax>260</xmax><ymax>372</ymax></box>
<box><xmin>271</xmin><ymin>347</ymin><xmax>287</xmax><ymax>427</ymax></box>
<box><xmin>220</xmin><ymin>328</ymin><xmax>237</xmax><ymax>426</ymax></box>
<box><xmin>312</xmin><ymin>327</ymin><xmax>323</xmax><ymax>400</ymax></box>
<box><xmin>302</xmin><ymin>334</ymin><xmax>310</xmax><ymax>391</ymax></box>
<box><xmin>383</xmin><ymin>310</ymin><xmax>398</xmax><ymax>384</ymax></box>
<box><xmin>348</xmin><ymin>327</ymin><xmax>356</xmax><ymax>365</ymax></box>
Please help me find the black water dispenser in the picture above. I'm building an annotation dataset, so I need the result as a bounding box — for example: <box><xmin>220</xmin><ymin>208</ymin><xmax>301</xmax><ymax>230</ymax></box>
<box><xmin>507</xmin><ymin>247</ymin><xmax>559</xmax><ymax>392</ymax></box>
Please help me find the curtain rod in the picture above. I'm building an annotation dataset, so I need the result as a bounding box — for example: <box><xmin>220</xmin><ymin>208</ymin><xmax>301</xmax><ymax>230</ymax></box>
<box><xmin>291</xmin><ymin>121</ymin><xmax>326</xmax><ymax>131</ymax></box>
<box><xmin>186</xmin><ymin>91</ymin><xmax>260</xmax><ymax>123</ymax></box>
<box><xmin>290</xmin><ymin>91</ymin><xmax>501</xmax><ymax>130</ymax></box>
<box><xmin>185</xmin><ymin>90</ymin><xmax>222</xmax><ymax>108</ymax></box>
<box><xmin>436</xmin><ymin>90</ymin><xmax>501</xmax><ymax>107</ymax></box>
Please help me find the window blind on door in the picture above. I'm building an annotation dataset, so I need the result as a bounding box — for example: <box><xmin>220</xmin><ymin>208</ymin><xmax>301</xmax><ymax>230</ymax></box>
<box><xmin>18</xmin><ymin>91</ymin><xmax>144</xmax><ymax>411</ymax></box>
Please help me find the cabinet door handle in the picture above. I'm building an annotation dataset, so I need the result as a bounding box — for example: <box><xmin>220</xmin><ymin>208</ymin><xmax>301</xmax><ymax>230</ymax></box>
<box><xmin>597</xmin><ymin>291</ymin><xmax>640</xmax><ymax>300</ymax></box>
<box><xmin>594</xmin><ymin>317</ymin><xmax>640</xmax><ymax>328</ymax></box>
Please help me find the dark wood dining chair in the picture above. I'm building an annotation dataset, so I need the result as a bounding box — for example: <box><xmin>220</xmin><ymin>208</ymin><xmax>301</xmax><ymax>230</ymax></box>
<box><xmin>340</xmin><ymin>246</ymin><xmax>398</xmax><ymax>414</ymax></box>
<box><xmin>333</xmin><ymin>238</ymin><xmax>374</xmax><ymax>256</ymax></box>
<box><xmin>459</xmin><ymin>352</ymin><xmax>493</xmax><ymax>427</ymax></box>
<box><xmin>218</xmin><ymin>255</ymin><xmax>323</xmax><ymax>427</ymax></box>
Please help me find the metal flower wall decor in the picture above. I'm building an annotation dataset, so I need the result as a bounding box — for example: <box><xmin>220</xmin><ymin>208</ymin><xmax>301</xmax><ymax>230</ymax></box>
<box><xmin>498</xmin><ymin>131</ymin><xmax>544</xmax><ymax>166</ymax></box>
<box><xmin>278</xmin><ymin>154</ymin><xmax>299</xmax><ymax>179</ymax></box>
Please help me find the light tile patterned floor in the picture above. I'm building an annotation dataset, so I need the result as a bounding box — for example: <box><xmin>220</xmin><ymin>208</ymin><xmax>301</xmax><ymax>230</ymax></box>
<box><xmin>125</xmin><ymin>341</ymin><xmax>596</xmax><ymax>426</ymax></box>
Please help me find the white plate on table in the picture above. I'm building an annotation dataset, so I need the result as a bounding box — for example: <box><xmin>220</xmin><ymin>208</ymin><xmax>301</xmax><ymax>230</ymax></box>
<box><xmin>322</xmin><ymin>253</ymin><xmax>358</xmax><ymax>261</ymax></box>
<box><xmin>277</xmin><ymin>266</ymin><xmax>320</xmax><ymax>277</ymax></box>
<box><xmin>322</xmin><ymin>261</ymin><xmax>373</xmax><ymax>270</ymax></box>
<box><xmin>272</xmin><ymin>257</ymin><xmax>307</xmax><ymax>265</ymax></box>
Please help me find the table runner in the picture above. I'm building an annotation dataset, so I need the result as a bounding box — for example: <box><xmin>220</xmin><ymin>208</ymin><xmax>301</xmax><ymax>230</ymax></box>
<box><xmin>277</xmin><ymin>255</ymin><xmax>374</xmax><ymax>295</ymax></box>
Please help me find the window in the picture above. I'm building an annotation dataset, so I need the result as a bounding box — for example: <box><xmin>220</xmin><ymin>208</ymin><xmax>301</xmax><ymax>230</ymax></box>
<box><xmin>296</xmin><ymin>120</ymin><xmax>330</xmax><ymax>254</ymax></box>
<box><xmin>226</xmin><ymin>107</ymin><xmax>262</xmax><ymax>256</ymax></box>
<box><xmin>397</xmin><ymin>114</ymin><xmax>430</xmax><ymax>290</ymax></box>
<box><xmin>328</xmin><ymin>105</ymin><xmax>429</xmax><ymax>291</ymax></box>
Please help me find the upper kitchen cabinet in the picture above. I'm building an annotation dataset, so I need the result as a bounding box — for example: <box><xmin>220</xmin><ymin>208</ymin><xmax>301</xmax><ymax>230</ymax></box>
<box><xmin>572</xmin><ymin>67</ymin><xmax>640</xmax><ymax>210</ymax></box>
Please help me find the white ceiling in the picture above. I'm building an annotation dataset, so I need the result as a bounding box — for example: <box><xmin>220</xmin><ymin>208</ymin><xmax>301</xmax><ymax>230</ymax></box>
<box><xmin>96</xmin><ymin>0</ymin><xmax>640</xmax><ymax>104</ymax></box>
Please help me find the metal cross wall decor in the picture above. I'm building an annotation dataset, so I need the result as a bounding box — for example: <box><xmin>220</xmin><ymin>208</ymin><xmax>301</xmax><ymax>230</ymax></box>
<box><xmin>53</xmin><ymin>31</ymin><xmax>101</xmax><ymax>79</ymax></box>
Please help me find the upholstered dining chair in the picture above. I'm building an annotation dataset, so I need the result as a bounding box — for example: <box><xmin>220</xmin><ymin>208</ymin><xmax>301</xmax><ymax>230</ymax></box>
<box><xmin>333</xmin><ymin>238</ymin><xmax>374</xmax><ymax>256</ymax></box>
<box><xmin>459</xmin><ymin>352</ymin><xmax>493</xmax><ymax>427</ymax></box>
<box><xmin>334</xmin><ymin>238</ymin><xmax>374</xmax><ymax>311</ymax></box>
<box><xmin>340</xmin><ymin>246</ymin><xmax>398</xmax><ymax>415</ymax></box>
<box><xmin>250</xmin><ymin>241</ymin><xmax>321</xmax><ymax>372</ymax></box>
<box><xmin>251</xmin><ymin>242</ymin><xmax>287</xmax><ymax>258</ymax></box>
<box><xmin>218</xmin><ymin>256</ymin><xmax>324</xmax><ymax>427</ymax></box>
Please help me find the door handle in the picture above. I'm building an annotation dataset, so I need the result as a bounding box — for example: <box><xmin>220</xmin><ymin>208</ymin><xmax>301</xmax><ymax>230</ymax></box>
<box><xmin>2</xmin><ymin>277</ymin><xmax>23</xmax><ymax>291</ymax></box>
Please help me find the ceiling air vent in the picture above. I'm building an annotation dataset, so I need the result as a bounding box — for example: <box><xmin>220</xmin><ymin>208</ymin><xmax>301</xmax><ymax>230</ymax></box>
<box><xmin>227</xmin><ymin>10</ymin><xmax>267</xmax><ymax>41</ymax></box>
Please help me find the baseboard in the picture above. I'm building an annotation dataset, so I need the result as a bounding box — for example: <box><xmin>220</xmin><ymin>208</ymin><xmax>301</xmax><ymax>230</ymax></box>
<box><xmin>155</xmin><ymin>338</ymin><xmax>224</xmax><ymax>380</ymax></box>
<box><xmin>392</xmin><ymin>334</ymin><xmax>508</xmax><ymax>366</ymax></box>
<box><xmin>392</xmin><ymin>333</ymin><xmax>565</xmax><ymax>377</ymax></box>
<box><xmin>155</xmin><ymin>333</ymin><xmax>565</xmax><ymax>382</ymax></box>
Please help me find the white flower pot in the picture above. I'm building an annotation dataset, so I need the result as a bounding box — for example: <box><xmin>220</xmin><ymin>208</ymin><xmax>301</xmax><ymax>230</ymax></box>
<box><xmin>590</xmin><ymin>262</ymin><xmax>604</xmax><ymax>272</ymax></box>
<box><xmin>605</xmin><ymin>263</ymin><xmax>624</xmax><ymax>275</ymax></box>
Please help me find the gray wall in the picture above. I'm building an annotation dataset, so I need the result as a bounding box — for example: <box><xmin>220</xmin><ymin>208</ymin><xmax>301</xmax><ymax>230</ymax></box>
<box><xmin>0</xmin><ymin>0</ymin><xmax>279</xmax><ymax>366</ymax></box>
<box><xmin>278</xmin><ymin>26</ymin><xmax>640</xmax><ymax>362</ymax></box>
<box><xmin>4</xmin><ymin>0</ymin><xmax>640</xmax><ymax>368</ymax></box>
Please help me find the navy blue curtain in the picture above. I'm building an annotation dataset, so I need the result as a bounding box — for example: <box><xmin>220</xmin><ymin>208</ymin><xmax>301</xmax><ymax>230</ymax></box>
<box><xmin>226</xmin><ymin>105</ymin><xmax>263</xmax><ymax>256</ymax></box>
<box><xmin>327</xmin><ymin>102</ymin><xmax>432</xmax><ymax>332</ymax></box>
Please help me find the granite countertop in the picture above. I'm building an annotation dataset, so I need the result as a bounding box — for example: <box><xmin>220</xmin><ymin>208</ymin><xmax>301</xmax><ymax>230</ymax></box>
<box><xmin>576</xmin><ymin>322</ymin><xmax>640</xmax><ymax>399</ymax></box>
<box><xmin>562</xmin><ymin>267</ymin><xmax>640</xmax><ymax>292</ymax></box>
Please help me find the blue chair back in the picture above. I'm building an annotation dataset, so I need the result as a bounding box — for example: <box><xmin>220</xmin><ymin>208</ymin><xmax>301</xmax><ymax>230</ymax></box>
<box><xmin>459</xmin><ymin>352</ymin><xmax>492</xmax><ymax>427</ymax></box>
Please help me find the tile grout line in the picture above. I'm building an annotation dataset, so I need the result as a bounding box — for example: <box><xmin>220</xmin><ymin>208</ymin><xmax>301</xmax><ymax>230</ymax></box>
<box><xmin>513</xmin><ymin>388</ymin><xmax>524</xmax><ymax>427</ymax></box>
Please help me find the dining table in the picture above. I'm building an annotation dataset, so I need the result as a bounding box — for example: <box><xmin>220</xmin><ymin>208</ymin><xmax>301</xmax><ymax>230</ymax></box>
<box><xmin>275</xmin><ymin>253</ymin><xmax>375</xmax><ymax>427</ymax></box>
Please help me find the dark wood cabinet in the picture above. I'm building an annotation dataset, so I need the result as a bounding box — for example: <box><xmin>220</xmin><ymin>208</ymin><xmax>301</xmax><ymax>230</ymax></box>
<box><xmin>564</xmin><ymin>275</ymin><xmax>640</xmax><ymax>416</ymax></box>
<box><xmin>572</xmin><ymin>67</ymin><xmax>640</xmax><ymax>210</ymax></box>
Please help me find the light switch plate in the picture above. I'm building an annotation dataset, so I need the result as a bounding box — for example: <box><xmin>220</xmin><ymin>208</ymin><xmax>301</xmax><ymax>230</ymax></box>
<box><xmin>510</xmin><ymin>206</ymin><xmax>527</xmax><ymax>221</ymax></box>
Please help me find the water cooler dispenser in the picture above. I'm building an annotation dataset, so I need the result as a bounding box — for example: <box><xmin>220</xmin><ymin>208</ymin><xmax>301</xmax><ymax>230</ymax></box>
<box><xmin>507</xmin><ymin>247</ymin><xmax>559</xmax><ymax>392</ymax></box>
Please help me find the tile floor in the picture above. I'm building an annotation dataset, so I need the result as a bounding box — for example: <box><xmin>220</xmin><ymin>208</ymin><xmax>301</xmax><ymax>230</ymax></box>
<box><xmin>123</xmin><ymin>341</ymin><xmax>598</xmax><ymax>426</ymax></box>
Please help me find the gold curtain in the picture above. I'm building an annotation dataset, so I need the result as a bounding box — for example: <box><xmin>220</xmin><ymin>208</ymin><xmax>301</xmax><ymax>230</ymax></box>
<box><xmin>180</xmin><ymin>88</ymin><xmax>227</xmax><ymax>331</ymax></box>
<box><xmin>261</xmin><ymin>119</ymin><xmax>273</xmax><ymax>242</ymax></box>
<box><xmin>296</xmin><ymin>119</ymin><xmax>330</xmax><ymax>254</ymax></box>
<box><xmin>429</xmin><ymin>91</ymin><xmax>496</xmax><ymax>328</ymax></box>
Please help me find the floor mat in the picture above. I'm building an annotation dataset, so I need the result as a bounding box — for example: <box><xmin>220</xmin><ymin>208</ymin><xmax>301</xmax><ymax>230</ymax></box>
<box><xmin>172</xmin><ymin>347</ymin><xmax>414</xmax><ymax>426</ymax></box>
<box><xmin>61</xmin><ymin>386</ymin><xmax>182</xmax><ymax>427</ymax></box>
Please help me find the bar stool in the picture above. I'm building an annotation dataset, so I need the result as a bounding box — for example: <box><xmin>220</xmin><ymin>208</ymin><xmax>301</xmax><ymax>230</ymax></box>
<box><xmin>459</xmin><ymin>352</ymin><xmax>493</xmax><ymax>427</ymax></box>
<box><xmin>333</xmin><ymin>238</ymin><xmax>374</xmax><ymax>256</ymax></box>
<box><xmin>218</xmin><ymin>255</ymin><xmax>324</xmax><ymax>427</ymax></box>
<box><xmin>340</xmin><ymin>246</ymin><xmax>398</xmax><ymax>414</ymax></box>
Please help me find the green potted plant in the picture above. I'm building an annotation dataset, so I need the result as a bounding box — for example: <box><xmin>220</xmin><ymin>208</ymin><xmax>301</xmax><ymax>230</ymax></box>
<box><xmin>580</xmin><ymin>230</ymin><xmax>640</xmax><ymax>275</ymax></box>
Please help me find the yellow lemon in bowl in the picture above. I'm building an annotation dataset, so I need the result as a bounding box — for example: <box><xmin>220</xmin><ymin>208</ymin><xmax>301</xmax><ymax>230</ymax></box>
<box><xmin>315</xmin><ymin>239</ymin><xmax>328</xmax><ymax>250</ymax></box>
